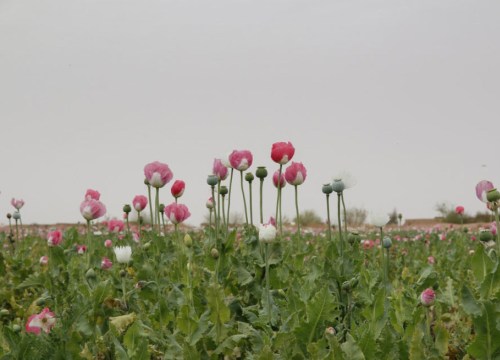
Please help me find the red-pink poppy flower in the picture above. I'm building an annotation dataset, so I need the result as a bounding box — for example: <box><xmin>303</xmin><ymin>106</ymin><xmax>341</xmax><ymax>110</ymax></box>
<box><xmin>144</xmin><ymin>161</ymin><xmax>173</xmax><ymax>188</ymax></box>
<box><xmin>39</xmin><ymin>256</ymin><xmax>49</xmax><ymax>265</ymax></box>
<box><xmin>104</xmin><ymin>239</ymin><xmax>113</xmax><ymax>248</ymax></box>
<box><xmin>427</xmin><ymin>256</ymin><xmax>435</xmax><ymax>265</ymax></box>
<box><xmin>101</xmin><ymin>257</ymin><xmax>113</xmax><ymax>270</ymax></box>
<box><xmin>26</xmin><ymin>308</ymin><xmax>56</xmax><ymax>335</ymax></box>
<box><xmin>171</xmin><ymin>180</ymin><xmax>186</xmax><ymax>198</ymax></box>
<box><xmin>11</xmin><ymin>198</ymin><xmax>24</xmax><ymax>210</ymax></box>
<box><xmin>228</xmin><ymin>150</ymin><xmax>253</xmax><ymax>171</ymax></box>
<box><xmin>476</xmin><ymin>180</ymin><xmax>494</xmax><ymax>203</ymax></box>
<box><xmin>85</xmin><ymin>189</ymin><xmax>101</xmax><ymax>201</ymax></box>
<box><xmin>206</xmin><ymin>197</ymin><xmax>214</xmax><ymax>209</ymax></box>
<box><xmin>164</xmin><ymin>203</ymin><xmax>191</xmax><ymax>224</ymax></box>
<box><xmin>76</xmin><ymin>245</ymin><xmax>87</xmax><ymax>254</ymax></box>
<box><xmin>272</xmin><ymin>170</ymin><xmax>286</xmax><ymax>188</ymax></box>
<box><xmin>420</xmin><ymin>288</ymin><xmax>435</xmax><ymax>306</ymax></box>
<box><xmin>271</xmin><ymin>141</ymin><xmax>295</xmax><ymax>165</ymax></box>
<box><xmin>213</xmin><ymin>159</ymin><xmax>229</xmax><ymax>180</ymax></box>
<box><xmin>80</xmin><ymin>199</ymin><xmax>106</xmax><ymax>221</ymax></box>
<box><xmin>455</xmin><ymin>206</ymin><xmax>464</xmax><ymax>215</ymax></box>
<box><xmin>133</xmin><ymin>195</ymin><xmax>148</xmax><ymax>212</ymax></box>
<box><xmin>284</xmin><ymin>162</ymin><xmax>307</xmax><ymax>186</ymax></box>
<box><xmin>108</xmin><ymin>219</ymin><xmax>124</xmax><ymax>233</ymax></box>
<box><xmin>47</xmin><ymin>230</ymin><xmax>63</xmax><ymax>247</ymax></box>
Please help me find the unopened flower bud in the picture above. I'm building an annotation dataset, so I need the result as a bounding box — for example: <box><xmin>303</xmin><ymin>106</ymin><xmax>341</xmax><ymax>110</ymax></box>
<box><xmin>382</xmin><ymin>236</ymin><xmax>392</xmax><ymax>249</ymax></box>
<box><xmin>12</xmin><ymin>324</ymin><xmax>21</xmax><ymax>333</ymax></box>
<box><xmin>322</xmin><ymin>183</ymin><xmax>333</xmax><ymax>195</ymax></box>
<box><xmin>159</xmin><ymin>204</ymin><xmax>165</xmax><ymax>212</ymax></box>
<box><xmin>325</xmin><ymin>326</ymin><xmax>336</xmax><ymax>337</ymax></box>
<box><xmin>420</xmin><ymin>288</ymin><xmax>435</xmax><ymax>307</ymax></box>
<box><xmin>85</xmin><ymin>268</ymin><xmax>96</xmax><ymax>280</ymax></box>
<box><xmin>184</xmin><ymin>234</ymin><xmax>193</xmax><ymax>247</ymax></box>
<box><xmin>207</xmin><ymin>175</ymin><xmax>218</xmax><ymax>187</ymax></box>
<box><xmin>123</xmin><ymin>204</ymin><xmax>132</xmax><ymax>214</ymax></box>
<box><xmin>119</xmin><ymin>270</ymin><xmax>127</xmax><ymax>278</ymax></box>
<box><xmin>255</xmin><ymin>166</ymin><xmax>268</xmax><ymax>179</ymax></box>
<box><xmin>211</xmin><ymin>248</ymin><xmax>219</xmax><ymax>259</ymax></box>
<box><xmin>6</xmin><ymin>213</ymin><xmax>12</xmax><ymax>219</ymax></box>
<box><xmin>348</xmin><ymin>231</ymin><xmax>360</xmax><ymax>244</ymax></box>
<box><xmin>144</xmin><ymin>178</ymin><xmax>149</xmax><ymax>185</ymax></box>
<box><xmin>220</xmin><ymin>186</ymin><xmax>228</xmax><ymax>196</ymax></box>
<box><xmin>245</xmin><ymin>172</ymin><xmax>254</xmax><ymax>182</ymax></box>
<box><xmin>331</xmin><ymin>179</ymin><xmax>345</xmax><ymax>193</ymax></box>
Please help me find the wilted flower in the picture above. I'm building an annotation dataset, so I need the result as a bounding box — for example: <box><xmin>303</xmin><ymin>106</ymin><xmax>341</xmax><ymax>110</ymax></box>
<box><xmin>333</xmin><ymin>171</ymin><xmax>357</xmax><ymax>190</ymax></box>
<box><xmin>101</xmin><ymin>257</ymin><xmax>113</xmax><ymax>270</ymax></box>
<box><xmin>476</xmin><ymin>180</ymin><xmax>495</xmax><ymax>203</ymax></box>
<box><xmin>420</xmin><ymin>288</ymin><xmax>436</xmax><ymax>307</ymax></box>
<box><xmin>109</xmin><ymin>313</ymin><xmax>137</xmax><ymax>335</ymax></box>
<box><xmin>25</xmin><ymin>308</ymin><xmax>56</xmax><ymax>335</ymax></box>
<box><xmin>114</xmin><ymin>246</ymin><xmax>132</xmax><ymax>264</ymax></box>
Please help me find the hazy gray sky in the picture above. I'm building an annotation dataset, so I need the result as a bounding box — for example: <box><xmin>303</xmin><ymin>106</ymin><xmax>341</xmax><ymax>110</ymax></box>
<box><xmin>1</xmin><ymin>0</ymin><xmax>499</xmax><ymax>227</ymax></box>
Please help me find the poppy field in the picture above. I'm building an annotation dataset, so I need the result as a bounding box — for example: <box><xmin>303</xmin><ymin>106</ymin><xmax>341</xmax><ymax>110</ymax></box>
<box><xmin>1</xmin><ymin>143</ymin><xmax>500</xmax><ymax>360</ymax></box>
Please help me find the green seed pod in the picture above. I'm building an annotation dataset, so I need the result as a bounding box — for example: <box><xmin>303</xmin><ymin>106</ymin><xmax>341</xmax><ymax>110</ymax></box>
<box><xmin>331</xmin><ymin>179</ymin><xmax>345</xmax><ymax>193</ymax></box>
<box><xmin>12</xmin><ymin>324</ymin><xmax>21</xmax><ymax>333</ymax></box>
<box><xmin>211</xmin><ymin>248</ymin><xmax>219</xmax><ymax>259</ymax></box>
<box><xmin>487</xmin><ymin>188</ymin><xmax>500</xmax><ymax>202</ymax></box>
<box><xmin>245</xmin><ymin>172</ymin><xmax>254</xmax><ymax>182</ymax></box>
<box><xmin>322</xmin><ymin>183</ymin><xmax>333</xmax><ymax>195</ymax></box>
<box><xmin>6</xmin><ymin>213</ymin><xmax>12</xmax><ymax>219</ymax></box>
<box><xmin>119</xmin><ymin>270</ymin><xmax>127</xmax><ymax>278</ymax></box>
<box><xmin>158</xmin><ymin>203</ymin><xmax>165</xmax><ymax>213</ymax></box>
<box><xmin>207</xmin><ymin>175</ymin><xmax>218</xmax><ymax>186</ymax></box>
<box><xmin>220</xmin><ymin>186</ymin><xmax>228</xmax><ymax>196</ymax></box>
<box><xmin>123</xmin><ymin>204</ymin><xmax>132</xmax><ymax>214</ymax></box>
<box><xmin>479</xmin><ymin>229</ymin><xmax>493</xmax><ymax>242</ymax></box>
<box><xmin>255</xmin><ymin>166</ymin><xmax>268</xmax><ymax>179</ymax></box>
<box><xmin>382</xmin><ymin>236</ymin><xmax>392</xmax><ymax>249</ymax></box>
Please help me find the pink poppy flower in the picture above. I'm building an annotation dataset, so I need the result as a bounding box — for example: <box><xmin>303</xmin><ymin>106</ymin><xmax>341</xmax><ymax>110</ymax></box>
<box><xmin>133</xmin><ymin>195</ymin><xmax>148</xmax><ymax>212</ymax></box>
<box><xmin>476</xmin><ymin>180</ymin><xmax>495</xmax><ymax>203</ymax></box>
<box><xmin>144</xmin><ymin>161</ymin><xmax>173</xmax><ymax>188</ymax></box>
<box><xmin>132</xmin><ymin>232</ymin><xmax>140</xmax><ymax>243</ymax></box>
<box><xmin>164</xmin><ymin>203</ymin><xmax>191</xmax><ymax>224</ymax></box>
<box><xmin>213</xmin><ymin>159</ymin><xmax>229</xmax><ymax>180</ymax></box>
<box><xmin>271</xmin><ymin>141</ymin><xmax>295</xmax><ymax>165</ymax></box>
<box><xmin>47</xmin><ymin>230</ymin><xmax>63</xmax><ymax>247</ymax></box>
<box><xmin>11</xmin><ymin>198</ymin><xmax>24</xmax><ymax>210</ymax></box>
<box><xmin>420</xmin><ymin>288</ymin><xmax>436</xmax><ymax>307</ymax></box>
<box><xmin>108</xmin><ymin>219</ymin><xmax>124</xmax><ymax>233</ymax></box>
<box><xmin>267</xmin><ymin>216</ymin><xmax>276</xmax><ymax>227</ymax></box>
<box><xmin>80</xmin><ymin>199</ymin><xmax>106</xmax><ymax>221</ymax></box>
<box><xmin>39</xmin><ymin>256</ymin><xmax>49</xmax><ymax>265</ymax></box>
<box><xmin>206</xmin><ymin>197</ymin><xmax>214</xmax><ymax>209</ymax></box>
<box><xmin>25</xmin><ymin>308</ymin><xmax>56</xmax><ymax>335</ymax></box>
<box><xmin>272</xmin><ymin>170</ymin><xmax>286</xmax><ymax>188</ymax></box>
<box><xmin>284</xmin><ymin>162</ymin><xmax>307</xmax><ymax>186</ymax></box>
<box><xmin>104</xmin><ymin>239</ymin><xmax>113</xmax><ymax>248</ymax></box>
<box><xmin>171</xmin><ymin>180</ymin><xmax>186</xmax><ymax>198</ymax></box>
<box><xmin>85</xmin><ymin>189</ymin><xmax>101</xmax><ymax>201</ymax></box>
<box><xmin>427</xmin><ymin>256</ymin><xmax>435</xmax><ymax>265</ymax></box>
<box><xmin>76</xmin><ymin>245</ymin><xmax>87</xmax><ymax>254</ymax></box>
<box><xmin>228</xmin><ymin>150</ymin><xmax>253</xmax><ymax>171</ymax></box>
<box><xmin>101</xmin><ymin>257</ymin><xmax>113</xmax><ymax>270</ymax></box>
<box><xmin>491</xmin><ymin>223</ymin><xmax>497</xmax><ymax>236</ymax></box>
<box><xmin>455</xmin><ymin>206</ymin><xmax>464</xmax><ymax>215</ymax></box>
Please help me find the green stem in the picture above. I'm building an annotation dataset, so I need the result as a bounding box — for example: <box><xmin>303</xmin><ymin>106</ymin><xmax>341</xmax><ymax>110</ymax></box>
<box><xmin>249</xmin><ymin>180</ymin><xmax>254</xmax><ymax>226</ymax></box>
<box><xmin>211</xmin><ymin>186</ymin><xmax>218</xmax><ymax>244</ymax></box>
<box><xmin>341</xmin><ymin>193</ymin><xmax>348</xmax><ymax>234</ymax></box>
<box><xmin>217</xmin><ymin>182</ymin><xmax>222</xmax><ymax>226</ymax></box>
<box><xmin>86</xmin><ymin>220</ymin><xmax>91</xmax><ymax>269</ymax></box>
<box><xmin>122</xmin><ymin>270</ymin><xmax>127</xmax><ymax>309</ymax></box>
<box><xmin>15</xmin><ymin>221</ymin><xmax>19</xmax><ymax>242</ymax></box>
<box><xmin>494</xmin><ymin>207</ymin><xmax>500</xmax><ymax>258</ymax></box>
<box><xmin>337</xmin><ymin>193</ymin><xmax>343</xmax><ymax>267</ymax></box>
<box><xmin>147</xmin><ymin>184</ymin><xmax>154</xmax><ymax>228</ymax></box>
<box><xmin>221</xmin><ymin>195</ymin><xmax>226</xmax><ymax>229</ymax></box>
<box><xmin>275</xmin><ymin>165</ymin><xmax>283</xmax><ymax>237</ymax></box>
<box><xmin>326</xmin><ymin>194</ymin><xmax>332</xmax><ymax>242</ymax></box>
<box><xmin>240</xmin><ymin>171</ymin><xmax>249</xmax><ymax>225</ymax></box>
<box><xmin>155</xmin><ymin>188</ymin><xmax>160</xmax><ymax>234</ymax></box>
<box><xmin>385</xmin><ymin>248</ymin><xmax>390</xmax><ymax>290</ymax></box>
<box><xmin>125</xmin><ymin>216</ymin><xmax>131</xmax><ymax>240</ymax></box>
<box><xmin>259</xmin><ymin>179</ymin><xmax>264</xmax><ymax>224</ymax></box>
<box><xmin>137</xmin><ymin>211</ymin><xmax>142</xmax><ymax>240</ymax></box>
<box><xmin>226</xmin><ymin>169</ymin><xmax>234</xmax><ymax>235</ymax></box>
<box><xmin>294</xmin><ymin>185</ymin><xmax>301</xmax><ymax>239</ymax></box>
<box><xmin>19</xmin><ymin>216</ymin><xmax>24</xmax><ymax>240</ymax></box>
<box><xmin>265</xmin><ymin>243</ymin><xmax>272</xmax><ymax>324</ymax></box>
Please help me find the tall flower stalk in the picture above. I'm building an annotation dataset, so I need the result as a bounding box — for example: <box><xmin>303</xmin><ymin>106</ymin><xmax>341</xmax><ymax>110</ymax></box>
<box><xmin>226</xmin><ymin>168</ymin><xmax>234</xmax><ymax>234</ymax></box>
<box><xmin>332</xmin><ymin>179</ymin><xmax>345</xmax><ymax>265</ymax></box>
<box><xmin>271</xmin><ymin>142</ymin><xmax>295</xmax><ymax>236</ymax></box>
<box><xmin>256</xmin><ymin>167</ymin><xmax>268</xmax><ymax>224</ymax></box>
<box><xmin>274</xmin><ymin>166</ymin><xmax>284</xmax><ymax>236</ymax></box>
<box><xmin>239</xmin><ymin>171</ymin><xmax>249</xmax><ymax>225</ymax></box>
<box><xmin>259</xmin><ymin>222</ymin><xmax>276</xmax><ymax>324</ymax></box>
<box><xmin>146</xmin><ymin>181</ymin><xmax>154</xmax><ymax>228</ymax></box>
<box><xmin>144</xmin><ymin>161</ymin><xmax>174</xmax><ymax>234</ymax></box>
<box><xmin>285</xmin><ymin>162</ymin><xmax>307</xmax><ymax>238</ymax></box>
<box><xmin>322</xmin><ymin>184</ymin><xmax>334</xmax><ymax>243</ymax></box>
<box><xmin>246</xmin><ymin>172</ymin><xmax>254</xmax><ymax>226</ymax></box>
